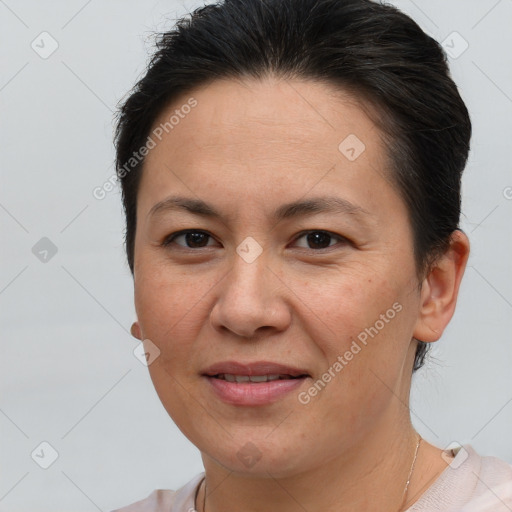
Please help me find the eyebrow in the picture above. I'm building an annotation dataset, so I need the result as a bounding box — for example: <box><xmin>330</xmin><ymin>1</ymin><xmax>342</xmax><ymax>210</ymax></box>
<box><xmin>147</xmin><ymin>195</ymin><xmax>372</xmax><ymax>223</ymax></box>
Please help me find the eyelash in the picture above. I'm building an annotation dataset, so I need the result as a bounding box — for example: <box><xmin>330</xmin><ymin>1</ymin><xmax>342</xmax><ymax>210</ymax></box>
<box><xmin>161</xmin><ymin>229</ymin><xmax>349</xmax><ymax>252</ymax></box>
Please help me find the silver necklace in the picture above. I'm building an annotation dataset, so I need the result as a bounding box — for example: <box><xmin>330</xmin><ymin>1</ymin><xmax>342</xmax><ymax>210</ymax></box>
<box><xmin>198</xmin><ymin>434</ymin><xmax>422</xmax><ymax>512</ymax></box>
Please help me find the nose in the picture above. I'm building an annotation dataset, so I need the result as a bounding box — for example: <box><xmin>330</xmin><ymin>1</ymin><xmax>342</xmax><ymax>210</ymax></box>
<box><xmin>209</xmin><ymin>251</ymin><xmax>291</xmax><ymax>339</ymax></box>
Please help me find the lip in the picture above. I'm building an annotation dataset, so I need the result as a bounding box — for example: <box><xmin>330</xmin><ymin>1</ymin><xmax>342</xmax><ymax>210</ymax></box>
<box><xmin>201</xmin><ymin>360</ymin><xmax>310</xmax><ymax>406</ymax></box>
<box><xmin>202</xmin><ymin>360</ymin><xmax>309</xmax><ymax>378</ymax></box>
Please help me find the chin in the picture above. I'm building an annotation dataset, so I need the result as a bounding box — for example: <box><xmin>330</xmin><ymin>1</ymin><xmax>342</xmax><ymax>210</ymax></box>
<box><xmin>198</xmin><ymin>432</ymin><xmax>317</xmax><ymax>478</ymax></box>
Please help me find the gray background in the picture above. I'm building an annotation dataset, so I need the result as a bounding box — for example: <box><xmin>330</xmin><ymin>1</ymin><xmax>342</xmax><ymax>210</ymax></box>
<box><xmin>1</xmin><ymin>0</ymin><xmax>511</xmax><ymax>510</ymax></box>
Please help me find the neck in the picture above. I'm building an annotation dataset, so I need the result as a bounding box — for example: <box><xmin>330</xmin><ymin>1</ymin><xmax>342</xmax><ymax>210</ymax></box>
<box><xmin>198</xmin><ymin>412</ymin><xmax>422</xmax><ymax>512</ymax></box>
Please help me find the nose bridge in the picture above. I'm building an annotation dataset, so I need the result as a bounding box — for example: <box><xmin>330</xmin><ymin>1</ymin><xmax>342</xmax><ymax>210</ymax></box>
<box><xmin>210</xmin><ymin>241</ymin><xmax>290</xmax><ymax>338</ymax></box>
<box><xmin>228</xmin><ymin>241</ymin><xmax>270</xmax><ymax>300</ymax></box>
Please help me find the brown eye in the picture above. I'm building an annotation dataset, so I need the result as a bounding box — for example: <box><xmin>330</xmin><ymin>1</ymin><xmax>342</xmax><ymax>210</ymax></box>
<box><xmin>293</xmin><ymin>231</ymin><xmax>347</xmax><ymax>250</ymax></box>
<box><xmin>163</xmin><ymin>230</ymin><xmax>216</xmax><ymax>249</ymax></box>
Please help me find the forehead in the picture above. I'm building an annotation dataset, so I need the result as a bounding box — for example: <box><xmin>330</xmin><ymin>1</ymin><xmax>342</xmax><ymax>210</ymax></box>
<box><xmin>148</xmin><ymin>76</ymin><xmax>380</xmax><ymax>158</ymax></box>
<box><xmin>138</xmin><ymin>77</ymin><xmax>393</xmax><ymax>218</ymax></box>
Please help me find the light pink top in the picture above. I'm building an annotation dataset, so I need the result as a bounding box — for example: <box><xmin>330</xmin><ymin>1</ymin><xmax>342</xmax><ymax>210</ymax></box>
<box><xmin>112</xmin><ymin>445</ymin><xmax>512</xmax><ymax>512</ymax></box>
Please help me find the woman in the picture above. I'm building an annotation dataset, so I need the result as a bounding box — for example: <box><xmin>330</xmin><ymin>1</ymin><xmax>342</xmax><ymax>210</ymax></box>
<box><xmin>112</xmin><ymin>0</ymin><xmax>512</xmax><ymax>510</ymax></box>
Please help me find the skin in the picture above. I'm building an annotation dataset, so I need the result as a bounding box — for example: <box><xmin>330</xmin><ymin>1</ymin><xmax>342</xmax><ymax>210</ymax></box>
<box><xmin>130</xmin><ymin>77</ymin><xmax>470</xmax><ymax>512</ymax></box>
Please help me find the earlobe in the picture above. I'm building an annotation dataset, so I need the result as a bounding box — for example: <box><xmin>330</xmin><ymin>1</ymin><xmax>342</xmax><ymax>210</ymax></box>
<box><xmin>413</xmin><ymin>230</ymin><xmax>470</xmax><ymax>343</ymax></box>
<box><xmin>131</xmin><ymin>321</ymin><xmax>142</xmax><ymax>340</ymax></box>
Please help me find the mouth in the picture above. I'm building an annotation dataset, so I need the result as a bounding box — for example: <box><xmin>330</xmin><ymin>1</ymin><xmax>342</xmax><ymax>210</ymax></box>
<box><xmin>202</xmin><ymin>360</ymin><xmax>310</xmax><ymax>378</ymax></box>
<box><xmin>211</xmin><ymin>373</ymin><xmax>307</xmax><ymax>383</ymax></box>
<box><xmin>201</xmin><ymin>361</ymin><xmax>311</xmax><ymax>406</ymax></box>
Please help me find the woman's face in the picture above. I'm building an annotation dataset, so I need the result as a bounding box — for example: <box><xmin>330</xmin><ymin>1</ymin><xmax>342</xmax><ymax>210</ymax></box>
<box><xmin>133</xmin><ymin>77</ymin><xmax>424</xmax><ymax>476</ymax></box>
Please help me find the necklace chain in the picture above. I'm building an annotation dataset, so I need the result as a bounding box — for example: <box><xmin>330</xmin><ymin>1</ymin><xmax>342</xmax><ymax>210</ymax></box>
<box><xmin>398</xmin><ymin>433</ymin><xmax>422</xmax><ymax>512</ymax></box>
<box><xmin>198</xmin><ymin>434</ymin><xmax>422</xmax><ymax>512</ymax></box>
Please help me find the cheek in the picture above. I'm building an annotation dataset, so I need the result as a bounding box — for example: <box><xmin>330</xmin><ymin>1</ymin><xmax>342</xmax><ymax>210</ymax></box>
<box><xmin>306</xmin><ymin>269</ymin><xmax>414</xmax><ymax>398</ymax></box>
<box><xmin>134</xmin><ymin>261</ymin><xmax>215</xmax><ymax>372</ymax></box>
<box><xmin>134</xmin><ymin>265</ymin><xmax>215</xmax><ymax>427</ymax></box>
<box><xmin>135</xmin><ymin>253</ymin><xmax>209</xmax><ymax>323</ymax></box>
<box><xmin>308</xmin><ymin>268</ymin><xmax>404</xmax><ymax>343</ymax></box>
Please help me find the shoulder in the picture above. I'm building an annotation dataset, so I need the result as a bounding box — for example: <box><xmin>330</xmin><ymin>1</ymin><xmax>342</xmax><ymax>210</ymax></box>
<box><xmin>111</xmin><ymin>473</ymin><xmax>205</xmax><ymax>512</ymax></box>
<box><xmin>409</xmin><ymin>444</ymin><xmax>512</xmax><ymax>512</ymax></box>
<box><xmin>463</xmin><ymin>447</ymin><xmax>512</xmax><ymax>511</ymax></box>
<box><xmin>111</xmin><ymin>489</ymin><xmax>177</xmax><ymax>512</ymax></box>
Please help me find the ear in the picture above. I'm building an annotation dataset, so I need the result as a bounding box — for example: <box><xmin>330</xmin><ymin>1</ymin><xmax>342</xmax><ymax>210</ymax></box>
<box><xmin>130</xmin><ymin>321</ymin><xmax>142</xmax><ymax>340</ymax></box>
<box><xmin>413</xmin><ymin>230</ymin><xmax>470</xmax><ymax>342</ymax></box>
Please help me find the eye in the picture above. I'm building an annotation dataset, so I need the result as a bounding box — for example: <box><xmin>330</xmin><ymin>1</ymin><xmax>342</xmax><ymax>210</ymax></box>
<box><xmin>292</xmin><ymin>230</ymin><xmax>348</xmax><ymax>250</ymax></box>
<box><xmin>161</xmin><ymin>229</ymin><xmax>349</xmax><ymax>251</ymax></box>
<box><xmin>162</xmin><ymin>230</ymin><xmax>218</xmax><ymax>249</ymax></box>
